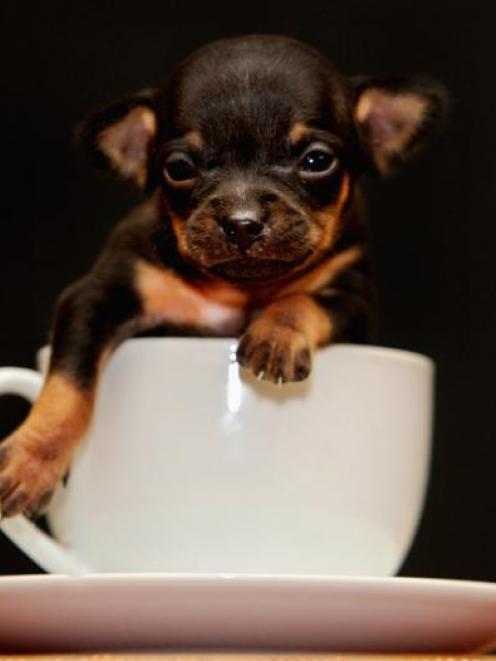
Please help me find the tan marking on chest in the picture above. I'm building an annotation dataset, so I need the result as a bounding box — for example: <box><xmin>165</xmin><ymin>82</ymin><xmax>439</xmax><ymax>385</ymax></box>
<box><xmin>135</xmin><ymin>261</ymin><xmax>248</xmax><ymax>334</ymax></box>
<box><xmin>279</xmin><ymin>245</ymin><xmax>365</xmax><ymax>297</ymax></box>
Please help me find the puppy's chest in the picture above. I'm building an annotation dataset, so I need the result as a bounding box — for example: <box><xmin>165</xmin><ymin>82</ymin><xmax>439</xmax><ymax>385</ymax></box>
<box><xmin>135</xmin><ymin>261</ymin><xmax>248</xmax><ymax>334</ymax></box>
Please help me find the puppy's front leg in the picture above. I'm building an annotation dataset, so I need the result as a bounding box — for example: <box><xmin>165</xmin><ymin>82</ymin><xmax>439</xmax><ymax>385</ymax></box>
<box><xmin>237</xmin><ymin>267</ymin><xmax>374</xmax><ymax>383</ymax></box>
<box><xmin>237</xmin><ymin>294</ymin><xmax>332</xmax><ymax>384</ymax></box>
<box><xmin>0</xmin><ymin>274</ymin><xmax>140</xmax><ymax>518</ymax></box>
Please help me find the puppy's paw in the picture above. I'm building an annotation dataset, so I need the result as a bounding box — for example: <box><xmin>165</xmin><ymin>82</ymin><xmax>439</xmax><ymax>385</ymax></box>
<box><xmin>237</xmin><ymin>319</ymin><xmax>313</xmax><ymax>384</ymax></box>
<box><xmin>0</xmin><ymin>429</ymin><xmax>71</xmax><ymax>518</ymax></box>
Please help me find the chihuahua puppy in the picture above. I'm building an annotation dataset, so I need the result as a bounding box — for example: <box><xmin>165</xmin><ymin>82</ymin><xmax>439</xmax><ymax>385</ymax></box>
<box><xmin>0</xmin><ymin>35</ymin><xmax>447</xmax><ymax>518</ymax></box>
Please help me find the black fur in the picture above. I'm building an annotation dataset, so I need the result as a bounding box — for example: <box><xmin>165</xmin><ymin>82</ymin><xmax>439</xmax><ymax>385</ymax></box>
<box><xmin>55</xmin><ymin>34</ymin><xmax>447</xmax><ymax>387</ymax></box>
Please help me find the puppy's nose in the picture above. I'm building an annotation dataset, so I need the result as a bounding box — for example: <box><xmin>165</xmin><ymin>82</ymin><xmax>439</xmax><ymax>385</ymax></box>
<box><xmin>219</xmin><ymin>216</ymin><xmax>263</xmax><ymax>250</ymax></box>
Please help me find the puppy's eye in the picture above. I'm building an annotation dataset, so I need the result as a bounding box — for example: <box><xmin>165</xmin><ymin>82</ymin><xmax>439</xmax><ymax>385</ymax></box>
<box><xmin>163</xmin><ymin>154</ymin><xmax>198</xmax><ymax>186</ymax></box>
<box><xmin>298</xmin><ymin>145</ymin><xmax>337</xmax><ymax>180</ymax></box>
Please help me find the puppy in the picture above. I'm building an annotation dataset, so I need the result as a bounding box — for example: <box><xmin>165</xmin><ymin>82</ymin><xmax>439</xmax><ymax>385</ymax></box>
<box><xmin>0</xmin><ymin>35</ymin><xmax>447</xmax><ymax>518</ymax></box>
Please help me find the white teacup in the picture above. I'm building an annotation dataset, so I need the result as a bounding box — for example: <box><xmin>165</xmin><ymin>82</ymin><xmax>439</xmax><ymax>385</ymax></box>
<box><xmin>0</xmin><ymin>338</ymin><xmax>433</xmax><ymax>576</ymax></box>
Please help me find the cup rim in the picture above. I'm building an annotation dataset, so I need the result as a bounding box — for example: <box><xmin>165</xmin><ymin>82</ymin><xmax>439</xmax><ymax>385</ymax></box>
<box><xmin>37</xmin><ymin>338</ymin><xmax>434</xmax><ymax>371</ymax></box>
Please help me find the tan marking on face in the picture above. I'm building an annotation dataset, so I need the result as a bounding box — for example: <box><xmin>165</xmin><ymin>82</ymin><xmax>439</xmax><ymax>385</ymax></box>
<box><xmin>99</xmin><ymin>106</ymin><xmax>157</xmax><ymax>187</ymax></box>
<box><xmin>289</xmin><ymin>121</ymin><xmax>310</xmax><ymax>145</ymax></box>
<box><xmin>169</xmin><ymin>213</ymin><xmax>189</xmax><ymax>255</ymax></box>
<box><xmin>183</xmin><ymin>129</ymin><xmax>203</xmax><ymax>150</ymax></box>
<box><xmin>312</xmin><ymin>172</ymin><xmax>351</xmax><ymax>253</ymax></box>
<box><xmin>135</xmin><ymin>260</ymin><xmax>248</xmax><ymax>334</ymax></box>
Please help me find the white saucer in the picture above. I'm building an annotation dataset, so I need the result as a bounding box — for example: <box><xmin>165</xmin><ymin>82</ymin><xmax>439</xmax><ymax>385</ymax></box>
<box><xmin>0</xmin><ymin>573</ymin><xmax>495</xmax><ymax>652</ymax></box>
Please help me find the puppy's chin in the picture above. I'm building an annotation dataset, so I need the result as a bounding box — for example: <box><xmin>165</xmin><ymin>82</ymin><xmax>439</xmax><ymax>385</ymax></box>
<box><xmin>210</xmin><ymin>256</ymin><xmax>309</xmax><ymax>282</ymax></box>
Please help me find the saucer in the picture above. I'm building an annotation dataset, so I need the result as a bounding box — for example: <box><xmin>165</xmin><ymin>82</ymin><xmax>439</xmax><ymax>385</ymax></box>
<box><xmin>0</xmin><ymin>573</ymin><xmax>495</xmax><ymax>652</ymax></box>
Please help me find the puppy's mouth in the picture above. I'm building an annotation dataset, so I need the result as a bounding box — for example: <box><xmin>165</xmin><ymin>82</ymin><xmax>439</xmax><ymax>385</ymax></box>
<box><xmin>211</xmin><ymin>256</ymin><xmax>309</xmax><ymax>281</ymax></box>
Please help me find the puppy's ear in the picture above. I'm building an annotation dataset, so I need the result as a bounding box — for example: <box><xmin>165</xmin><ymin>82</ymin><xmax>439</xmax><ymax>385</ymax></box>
<box><xmin>77</xmin><ymin>89</ymin><xmax>160</xmax><ymax>188</ymax></box>
<box><xmin>352</xmin><ymin>77</ymin><xmax>448</xmax><ymax>177</ymax></box>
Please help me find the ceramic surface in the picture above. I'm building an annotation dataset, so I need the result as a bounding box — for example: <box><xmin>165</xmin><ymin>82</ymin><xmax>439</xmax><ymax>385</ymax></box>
<box><xmin>0</xmin><ymin>574</ymin><xmax>494</xmax><ymax>652</ymax></box>
<box><xmin>0</xmin><ymin>339</ymin><xmax>433</xmax><ymax>575</ymax></box>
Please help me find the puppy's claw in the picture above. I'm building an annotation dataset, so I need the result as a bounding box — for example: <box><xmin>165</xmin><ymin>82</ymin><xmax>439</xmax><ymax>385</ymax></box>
<box><xmin>239</xmin><ymin>321</ymin><xmax>313</xmax><ymax>384</ymax></box>
<box><xmin>25</xmin><ymin>490</ymin><xmax>54</xmax><ymax>519</ymax></box>
<box><xmin>1</xmin><ymin>489</ymin><xmax>29</xmax><ymax>518</ymax></box>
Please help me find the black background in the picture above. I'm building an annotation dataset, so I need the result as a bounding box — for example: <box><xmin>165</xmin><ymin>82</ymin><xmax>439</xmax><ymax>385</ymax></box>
<box><xmin>0</xmin><ymin>1</ymin><xmax>494</xmax><ymax>580</ymax></box>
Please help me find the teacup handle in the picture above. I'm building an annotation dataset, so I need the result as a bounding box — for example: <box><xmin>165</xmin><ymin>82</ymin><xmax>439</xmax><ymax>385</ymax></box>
<box><xmin>0</xmin><ymin>367</ymin><xmax>89</xmax><ymax>575</ymax></box>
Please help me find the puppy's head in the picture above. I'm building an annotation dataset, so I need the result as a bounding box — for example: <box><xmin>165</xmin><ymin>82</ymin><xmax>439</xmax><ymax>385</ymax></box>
<box><xmin>80</xmin><ymin>35</ymin><xmax>447</xmax><ymax>283</ymax></box>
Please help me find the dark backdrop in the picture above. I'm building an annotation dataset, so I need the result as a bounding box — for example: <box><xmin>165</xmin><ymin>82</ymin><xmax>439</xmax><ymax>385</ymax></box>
<box><xmin>0</xmin><ymin>0</ymin><xmax>494</xmax><ymax>580</ymax></box>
